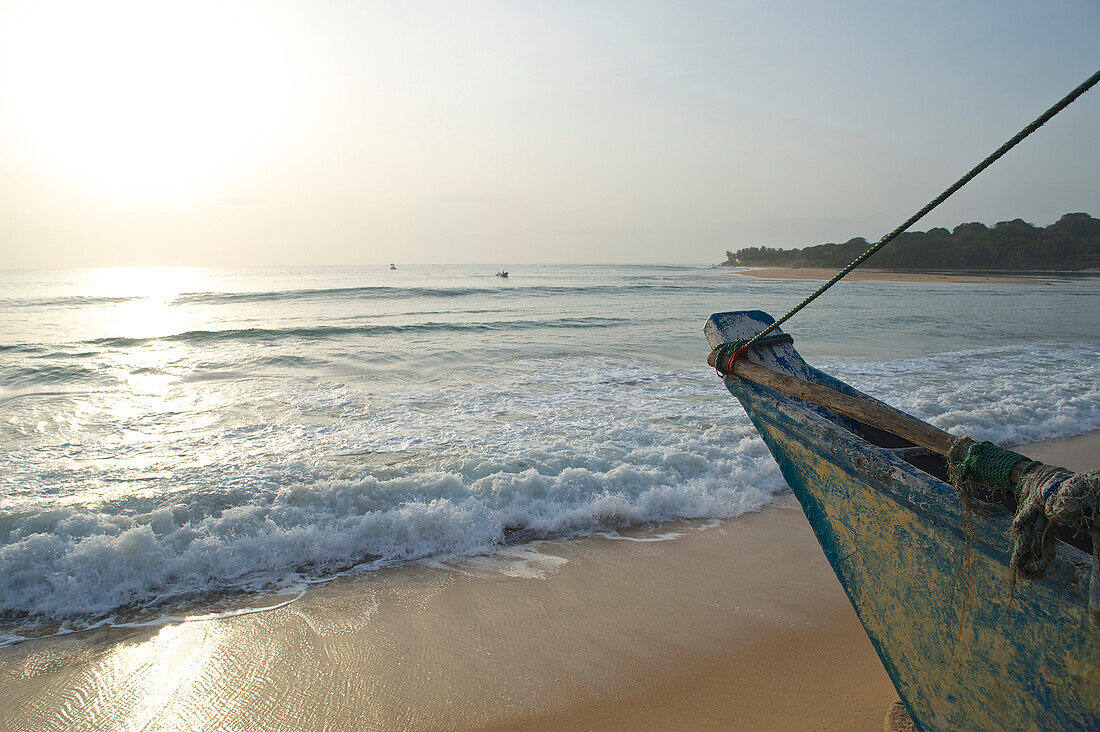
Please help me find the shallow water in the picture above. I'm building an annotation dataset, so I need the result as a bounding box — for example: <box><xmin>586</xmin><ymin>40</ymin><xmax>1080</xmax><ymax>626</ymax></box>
<box><xmin>1</xmin><ymin>264</ymin><xmax>1097</xmax><ymax>639</ymax></box>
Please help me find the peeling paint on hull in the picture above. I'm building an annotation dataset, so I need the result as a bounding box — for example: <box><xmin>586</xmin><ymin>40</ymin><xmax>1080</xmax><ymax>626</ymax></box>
<box><xmin>705</xmin><ymin>311</ymin><xmax>1098</xmax><ymax>732</ymax></box>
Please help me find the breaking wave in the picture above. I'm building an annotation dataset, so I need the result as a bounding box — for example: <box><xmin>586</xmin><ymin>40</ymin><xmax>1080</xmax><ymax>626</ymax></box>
<box><xmin>1</xmin><ymin>342</ymin><xmax>1097</xmax><ymax>635</ymax></box>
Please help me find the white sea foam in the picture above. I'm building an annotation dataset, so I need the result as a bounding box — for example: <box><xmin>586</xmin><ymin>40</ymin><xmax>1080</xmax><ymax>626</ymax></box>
<box><xmin>2</xmin><ymin>341</ymin><xmax>1097</xmax><ymax>635</ymax></box>
<box><xmin>830</xmin><ymin>343</ymin><xmax>1100</xmax><ymax>445</ymax></box>
<box><xmin>425</xmin><ymin>545</ymin><xmax>570</xmax><ymax>579</ymax></box>
<box><xmin>1</xmin><ymin>264</ymin><xmax>1097</xmax><ymax>640</ymax></box>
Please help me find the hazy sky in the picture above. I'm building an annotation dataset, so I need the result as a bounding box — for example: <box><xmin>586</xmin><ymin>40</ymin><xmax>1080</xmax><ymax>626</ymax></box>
<box><xmin>1</xmin><ymin>0</ymin><xmax>1097</xmax><ymax>268</ymax></box>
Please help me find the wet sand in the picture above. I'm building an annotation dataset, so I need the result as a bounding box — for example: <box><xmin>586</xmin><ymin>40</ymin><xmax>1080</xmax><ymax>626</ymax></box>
<box><xmin>1</xmin><ymin>432</ymin><xmax>1095</xmax><ymax>731</ymax></box>
<box><xmin>726</xmin><ymin>266</ymin><xmax>1053</xmax><ymax>284</ymax></box>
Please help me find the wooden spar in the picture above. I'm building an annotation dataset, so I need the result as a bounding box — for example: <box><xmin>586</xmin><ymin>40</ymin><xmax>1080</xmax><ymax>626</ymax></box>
<box><xmin>724</xmin><ymin>355</ymin><xmax>954</xmax><ymax>453</ymax></box>
<box><xmin>707</xmin><ymin>351</ymin><xmax>1034</xmax><ymax>482</ymax></box>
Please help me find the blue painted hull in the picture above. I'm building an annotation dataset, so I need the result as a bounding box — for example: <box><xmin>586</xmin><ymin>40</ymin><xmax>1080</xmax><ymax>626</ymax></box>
<box><xmin>705</xmin><ymin>311</ymin><xmax>1098</xmax><ymax>731</ymax></box>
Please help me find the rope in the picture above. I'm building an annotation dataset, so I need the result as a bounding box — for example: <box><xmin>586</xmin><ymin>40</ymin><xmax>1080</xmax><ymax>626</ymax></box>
<box><xmin>947</xmin><ymin>436</ymin><xmax>1100</xmax><ymax>623</ymax></box>
<box><xmin>738</xmin><ymin>68</ymin><xmax>1100</xmax><ymax>353</ymax></box>
<box><xmin>947</xmin><ymin>437</ymin><xmax>1033</xmax><ymax>512</ymax></box>
<box><xmin>1011</xmin><ymin>465</ymin><xmax>1100</xmax><ymax>623</ymax></box>
<box><xmin>711</xmin><ymin>333</ymin><xmax>793</xmax><ymax>375</ymax></box>
<box><xmin>948</xmin><ymin>438</ymin><xmax>1039</xmax><ymax>489</ymax></box>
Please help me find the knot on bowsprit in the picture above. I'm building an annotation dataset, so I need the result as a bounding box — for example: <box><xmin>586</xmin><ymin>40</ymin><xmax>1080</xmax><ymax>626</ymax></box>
<box><xmin>709</xmin><ymin>333</ymin><xmax>794</xmax><ymax>376</ymax></box>
<box><xmin>1012</xmin><ymin>465</ymin><xmax>1100</xmax><ymax>623</ymax></box>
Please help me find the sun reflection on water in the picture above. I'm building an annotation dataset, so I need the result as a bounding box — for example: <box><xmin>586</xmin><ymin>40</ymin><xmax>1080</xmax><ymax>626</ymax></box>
<box><xmin>83</xmin><ymin>266</ymin><xmax>208</xmax><ymax>341</ymax></box>
<box><xmin>45</xmin><ymin>267</ymin><xmax>231</xmax><ymax>504</ymax></box>
<box><xmin>93</xmin><ymin>621</ymin><xmax>229</xmax><ymax>731</ymax></box>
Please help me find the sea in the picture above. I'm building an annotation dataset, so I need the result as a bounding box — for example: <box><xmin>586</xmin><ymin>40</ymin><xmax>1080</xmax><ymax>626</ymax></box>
<box><xmin>1</xmin><ymin>264</ymin><xmax>1098</xmax><ymax>644</ymax></box>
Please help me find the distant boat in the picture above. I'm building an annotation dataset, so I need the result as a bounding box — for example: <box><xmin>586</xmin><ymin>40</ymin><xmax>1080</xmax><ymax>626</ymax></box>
<box><xmin>390</xmin><ymin>264</ymin><xmax>397</xmax><ymax>270</ymax></box>
<box><xmin>495</xmin><ymin>271</ymin><xmax>508</xmax><ymax>278</ymax></box>
<box><xmin>704</xmin><ymin>309</ymin><xmax>1098</xmax><ymax>731</ymax></box>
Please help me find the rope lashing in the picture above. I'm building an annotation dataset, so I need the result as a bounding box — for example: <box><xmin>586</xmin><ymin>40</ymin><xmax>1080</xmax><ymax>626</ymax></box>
<box><xmin>947</xmin><ymin>438</ymin><xmax>1041</xmax><ymax>499</ymax></box>
<box><xmin>711</xmin><ymin>333</ymin><xmax>794</xmax><ymax>376</ymax></box>
<box><xmin>948</xmin><ymin>436</ymin><xmax>1100</xmax><ymax>623</ymax></box>
<box><xmin>737</xmin><ymin>68</ymin><xmax>1100</xmax><ymax>354</ymax></box>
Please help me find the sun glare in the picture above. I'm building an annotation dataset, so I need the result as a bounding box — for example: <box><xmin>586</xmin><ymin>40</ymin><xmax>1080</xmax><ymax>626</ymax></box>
<box><xmin>0</xmin><ymin>0</ymin><xmax>300</xmax><ymax>202</ymax></box>
<box><xmin>84</xmin><ymin>265</ymin><xmax>205</xmax><ymax>302</ymax></box>
<box><xmin>84</xmin><ymin>266</ymin><xmax>205</xmax><ymax>338</ymax></box>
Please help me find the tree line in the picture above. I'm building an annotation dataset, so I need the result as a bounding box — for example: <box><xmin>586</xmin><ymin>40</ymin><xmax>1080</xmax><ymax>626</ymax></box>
<box><xmin>723</xmin><ymin>213</ymin><xmax>1100</xmax><ymax>270</ymax></box>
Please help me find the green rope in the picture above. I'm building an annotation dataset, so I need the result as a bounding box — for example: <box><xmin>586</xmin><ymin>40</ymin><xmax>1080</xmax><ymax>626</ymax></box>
<box><xmin>740</xmin><ymin>68</ymin><xmax>1100</xmax><ymax>352</ymax></box>
<box><xmin>960</xmin><ymin>440</ymin><xmax>1036</xmax><ymax>489</ymax></box>
<box><xmin>946</xmin><ymin>437</ymin><xmax>1041</xmax><ymax>512</ymax></box>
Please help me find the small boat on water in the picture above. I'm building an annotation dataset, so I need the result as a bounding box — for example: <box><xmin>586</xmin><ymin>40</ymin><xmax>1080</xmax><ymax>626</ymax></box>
<box><xmin>496</xmin><ymin>271</ymin><xmax>508</xmax><ymax>278</ymax></box>
<box><xmin>390</xmin><ymin>263</ymin><xmax>397</xmax><ymax>270</ymax></box>
<box><xmin>705</xmin><ymin>309</ymin><xmax>1098</xmax><ymax>731</ymax></box>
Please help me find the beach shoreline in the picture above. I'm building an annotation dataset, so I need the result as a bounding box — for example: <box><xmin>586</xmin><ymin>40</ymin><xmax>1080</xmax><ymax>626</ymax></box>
<box><xmin>719</xmin><ymin>265</ymin><xmax>1065</xmax><ymax>284</ymax></box>
<box><xmin>1</xmin><ymin>431</ymin><xmax>1096</xmax><ymax>731</ymax></box>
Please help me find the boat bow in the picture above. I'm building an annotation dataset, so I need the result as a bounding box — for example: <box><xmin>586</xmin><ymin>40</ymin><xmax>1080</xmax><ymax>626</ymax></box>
<box><xmin>706</xmin><ymin>310</ymin><xmax>1098</xmax><ymax>732</ymax></box>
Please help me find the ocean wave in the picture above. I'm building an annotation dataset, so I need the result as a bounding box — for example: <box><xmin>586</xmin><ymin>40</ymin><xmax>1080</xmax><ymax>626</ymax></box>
<box><xmin>88</xmin><ymin>317</ymin><xmax>628</xmax><ymax>348</ymax></box>
<box><xmin>0</xmin><ymin>284</ymin><xmax>682</xmax><ymax>312</ymax></box>
<box><xmin>831</xmin><ymin>342</ymin><xmax>1100</xmax><ymax>445</ymax></box>
<box><xmin>0</xmin><ymin>344</ymin><xmax>47</xmax><ymax>355</ymax></box>
<box><xmin>171</xmin><ymin>285</ymin><xmax>492</xmax><ymax>304</ymax></box>
<box><xmin>0</xmin><ymin>294</ymin><xmax>144</xmax><ymax>309</ymax></box>
<box><xmin>0</xmin><ymin>364</ymin><xmax>104</xmax><ymax>389</ymax></box>
<box><xmin>169</xmin><ymin>283</ymin><xmax>675</xmax><ymax>305</ymax></box>
<box><xmin>1</xmin><ymin>342</ymin><xmax>1098</xmax><ymax>636</ymax></box>
<box><xmin>0</xmin><ymin>411</ymin><xmax>781</xmax><ymax>624</ymax></box>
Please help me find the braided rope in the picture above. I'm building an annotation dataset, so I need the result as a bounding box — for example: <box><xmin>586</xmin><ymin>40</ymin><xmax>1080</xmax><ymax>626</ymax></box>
<box><xmin>740</xmin><ymin>68</ymin><xmax>1100</xmax><ymax>352</ymax></box>
<box><xmin>947</xmin><ymin>437</ymin><xmax>1037</xmax><ymax>511</ymax></box>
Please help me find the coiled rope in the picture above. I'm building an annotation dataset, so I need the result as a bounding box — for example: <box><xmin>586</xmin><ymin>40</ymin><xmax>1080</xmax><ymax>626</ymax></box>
<box><xmin>735</xmin><ymin>68</ymin><xmax>1100</xmax><ymax>357</ymax></box>
<box><xmin>946</xmin><ymin>439</ymin><xmax>1040</xmax><ymax>502</ymax></box>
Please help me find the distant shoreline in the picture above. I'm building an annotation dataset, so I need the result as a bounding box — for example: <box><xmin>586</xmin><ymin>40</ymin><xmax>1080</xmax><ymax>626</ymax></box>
<box><xmin>717</xmin><ymin>265</ymin><xmax>1084</xmax><ymax>284</ymax></box>
<box><xmin>722</xmin><ymin>213</ymin><xmax>1100</xmax><ymax>274</ymax></box>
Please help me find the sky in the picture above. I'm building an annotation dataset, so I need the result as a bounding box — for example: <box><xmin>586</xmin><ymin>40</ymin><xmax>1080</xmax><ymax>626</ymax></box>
<box><xmin>0</xmin><ymin>0</ymin><xmax>1097</xmax><ymax>268</ymax></box>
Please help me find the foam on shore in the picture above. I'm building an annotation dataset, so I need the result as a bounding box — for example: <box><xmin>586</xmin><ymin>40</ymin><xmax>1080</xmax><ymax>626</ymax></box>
<box><xmin>2</xmin><ymin>342</ymin><xmax>1097</xmax><ymax>638</ymax></box>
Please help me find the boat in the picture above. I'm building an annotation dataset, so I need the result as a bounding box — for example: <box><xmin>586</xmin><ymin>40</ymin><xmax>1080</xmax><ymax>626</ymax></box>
<box><xmin>390</xmin><ymin>263</ymin><xmax>397</xmax><ymax>270</ymax></box>
<box><xmin>704</xmin><ymin>309</ymin><xmax>1098</xmax><ymax>731</ymax></box>
<box><xmin>496</xmin><ymin>271</ymin><xmax>508</xmax><ymax>278</ymax></box>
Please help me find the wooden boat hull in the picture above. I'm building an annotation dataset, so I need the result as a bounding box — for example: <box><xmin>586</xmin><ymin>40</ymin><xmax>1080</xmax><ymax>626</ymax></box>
<box><xmin>705</xmin><ymin>310</ymin><xmax>1098</xmax><ymax>731</ymax></box>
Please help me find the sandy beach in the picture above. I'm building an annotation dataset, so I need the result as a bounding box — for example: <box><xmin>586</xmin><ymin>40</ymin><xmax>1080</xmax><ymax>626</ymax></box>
<box><xmin>1</xmin><ymin>431</ymin><xmax>1094</xmax><ymax>731</ymax></box>
<box><xmin>723</xmin><ymin>266</ymin><xmax>1057</xmax><ymax>284</ymax></box>
<box><xmin>1</xmin><ymin>0</ymin><xmax>1096</xmax><ymax>729</ymax></box>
